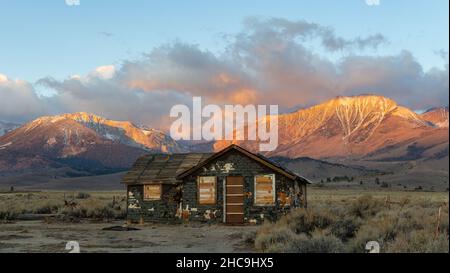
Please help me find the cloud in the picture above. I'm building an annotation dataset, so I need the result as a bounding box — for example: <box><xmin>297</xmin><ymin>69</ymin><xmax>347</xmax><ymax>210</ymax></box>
<box><xmin>90</xmin><ymin>65</ymin><xmax>116</xmax><ymax>80</ymax></box>
<box><xmin>112</xmin><ymin>18</ymin><xmax>390</xmax><ymax>109</ymax></box>
<box><xmin>0</xmin><ymin>74</ymin><xmax>47</xmax><ymax>122</ymax></box>
<box><xmin>0</xmin><ymin>74</ymin><xmax>8</xmax><ymax>83</ymax></box>
<box><xmin>116</xmin><ymin>43</ymin><xmax>254</xmax><ymax>105</ymax></box>
<box><xmin>37</xmin><ymin>66</ymin><xmax>192</xmax><ymax>129</ymax></box>
<box><xmin>241</xmin><ymin>17</ymin><xmax>387</xmax><ymax>52</ymax></box>
<box><xmin>336</xmin><ymin>51</ymin><xmax>449</xmax><ymax>109</ymax></box>
<box><xmin>435</xmin><ymin>49</ymin><xmax>449</xmax><ymax>60</ymax></box>
<box><xmin>1</xmin><ymin>17</ymin><xmax>448</xmax><ymax>129</ymax></box>
<box><xmin>114</xmin><ymin>17</ymin><xmax>446</xmax><ymax>112</ymax></box>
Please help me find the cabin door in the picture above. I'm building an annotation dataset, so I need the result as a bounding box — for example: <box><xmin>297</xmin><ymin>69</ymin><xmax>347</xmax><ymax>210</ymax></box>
<box><xmin>225</xmin><ymin>176</ymin><xmax>244</xmax><ymax>224</ymax></box>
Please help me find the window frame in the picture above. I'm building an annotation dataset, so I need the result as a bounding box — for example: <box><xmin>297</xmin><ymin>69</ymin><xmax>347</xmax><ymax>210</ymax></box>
<box><xmin>254</xmin><ymin>174</ymin><xmax>276</xmax><ymax>206</ymax></box>
<box><xmin>143</xmin><ymin>184</ymin><xmax>162</xmax><ymax>201</ymax></box>
<box><xmin>197</xmin><ymin>176</ymin><xmax>217</xmax><ymax>205</ymax></box>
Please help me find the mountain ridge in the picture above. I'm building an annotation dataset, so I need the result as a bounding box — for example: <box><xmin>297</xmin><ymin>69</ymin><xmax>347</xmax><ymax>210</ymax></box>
<box><xmin>0</xmin><ymin>112</ymin><xmax>182</xmax><ymax>175</ymax></box>
<box><xmin>0</xmin><ymin>95</ymin><xmax>448</xmax><ymax>189</ymax></box>
<box><xmin>421</xmin><ymin>107</ymin><xmax>449</xmax><ymax>128</ymax></box>
<box><xmin>214</xmin><ymin>95</ymin><xmax>448</xmax><ymax>160</ymax></box>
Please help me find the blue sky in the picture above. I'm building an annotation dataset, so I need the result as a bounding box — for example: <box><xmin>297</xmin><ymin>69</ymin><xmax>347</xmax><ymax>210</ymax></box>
<box><xmin>0</xmin><ymin>0</ymin><xmax>448</xmax><ymax>82</ymax></box>
<box><xmin>0</xmin><ymin>0</ymin><xmax>448</xmax><ymax>126</ymax></box>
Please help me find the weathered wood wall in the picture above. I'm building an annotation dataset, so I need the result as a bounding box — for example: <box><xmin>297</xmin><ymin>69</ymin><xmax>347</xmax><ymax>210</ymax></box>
<box><xmin>180</xmin><ymin>149</ymin><xmax>305</xmax><ymax>224</ymax></box>
<box><xmin>127</xmin><ymin>184</ymin><xmax>181</xmax><ymax>223</ymax></box>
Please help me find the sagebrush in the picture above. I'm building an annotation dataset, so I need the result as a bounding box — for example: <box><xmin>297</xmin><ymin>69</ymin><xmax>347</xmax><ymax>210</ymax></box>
<box><xmin>255</xmin><ymin>192</ymin><xmax>448</xmax><ymax>253</ymax></box>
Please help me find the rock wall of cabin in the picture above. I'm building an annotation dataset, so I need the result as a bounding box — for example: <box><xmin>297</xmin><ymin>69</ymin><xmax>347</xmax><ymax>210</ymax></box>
<box><xmin>180</xmin><ymin>150</ymin><xmax>306</xmax><ymax>224</ymax></box>
<box><xmin>127</xmin><ymin>184</ymin><xmax>181</xmax><ymax>223</ymax></box>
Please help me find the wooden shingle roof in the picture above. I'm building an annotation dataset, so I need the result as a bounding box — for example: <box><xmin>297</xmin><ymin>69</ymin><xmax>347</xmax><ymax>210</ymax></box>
<box><xmin>177</xmin><ymin>144</ymin><xmax>311</xmax><ymax>184</ymax></box>
<box><xmin>122</xmin><ymin>145</ymin><xmax>311</xmax><ymax>185</ymax></box>
<box><xmin>121</xmin><ymin>153</ymin><xmax>213</xmax><ymax>185</ymax></box>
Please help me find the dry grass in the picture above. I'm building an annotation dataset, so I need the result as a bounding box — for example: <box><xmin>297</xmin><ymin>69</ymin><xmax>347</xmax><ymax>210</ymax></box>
<box><xmin>255</xmin><ymin>188</ymin><xmax>449</xmax><ymax>253</ymax></box>
<box><xmin>0</xmin><ymin>191</ymin><xmax>126</xmax><ymax>221</ymax></box>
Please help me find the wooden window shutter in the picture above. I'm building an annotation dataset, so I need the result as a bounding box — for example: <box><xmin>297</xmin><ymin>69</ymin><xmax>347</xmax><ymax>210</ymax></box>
<box><xmin>254</xmin><ymin>174</ymin><xmax>275</xmax><ymax>205</ymax></box>
<box><xmin>143</xmin><ymin>184</ymin><xmax>162</xmax><ymax>201</ymax></box>
<box><xmin>198</xmin><ymin>177</ymin><xmax>217</xmax><ymax>205</ymax></box>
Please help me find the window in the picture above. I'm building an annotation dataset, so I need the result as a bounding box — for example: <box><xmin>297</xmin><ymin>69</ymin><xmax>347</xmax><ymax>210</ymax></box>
<box><xmin>143</xmin><ymin>184</ymin><xmax>162</xmax><ymax>201</ymax></box>
<box><xmin>198</xmin><ymin>176</ymin><xmax>217</xmax><ymax>205</ymax></box>
<box><xmin>254</xmin><ymin>174</ymin><xmax>275</xmax><ymax>206</ymax></box>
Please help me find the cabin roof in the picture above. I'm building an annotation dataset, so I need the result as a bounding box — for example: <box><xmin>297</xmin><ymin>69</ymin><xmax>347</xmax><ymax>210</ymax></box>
<box><xmin>121</xmin><ymin>153</ymin><xmax>213</xmax><ymax>185</ymax></box>
<box><xmin>177</xmin><ymin>145</ymin><xmax>311</xmax><ymax>184</ymax></box>
<box><xmin>122</xmin><ymin>145</ymin><xmax>311</xmax><ymax>185</ymax></box>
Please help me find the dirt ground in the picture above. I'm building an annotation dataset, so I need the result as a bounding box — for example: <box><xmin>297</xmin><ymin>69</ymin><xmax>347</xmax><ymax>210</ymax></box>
<box><xmin>0</xmin><ymin>220</ymin><xmax>258</xmax><ymax>253</ymax></box>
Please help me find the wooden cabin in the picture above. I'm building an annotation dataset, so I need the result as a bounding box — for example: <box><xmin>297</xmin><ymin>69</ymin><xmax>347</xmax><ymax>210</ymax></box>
<box><xmin>122</xmin><ymin>144</ymin><xmax>309</xmax><ymax>224</ymax></box>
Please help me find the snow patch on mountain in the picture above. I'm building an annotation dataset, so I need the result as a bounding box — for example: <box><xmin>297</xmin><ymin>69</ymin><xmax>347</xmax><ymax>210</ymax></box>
<box><xmin>0</xmin><ymin>141</ymin><xmax>12</xmax><ymax>150</ymax></box>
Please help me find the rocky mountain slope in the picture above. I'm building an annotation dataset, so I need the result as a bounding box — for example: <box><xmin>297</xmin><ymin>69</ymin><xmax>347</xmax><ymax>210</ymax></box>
<box><xmin>215</xmin><ymin>95</ymin><xmax>449</xmax><ymax>161</ymax></box>
<box><xmin>0</xmin><ymin>113</ymin><xmax>182</xmax><ymax>174</ymax></box>
<box><xmin>61</xmin><ymin>112</ymin><xmax>184</xmax><ymax>153</ymax></box>
<box><xmin>421</xmin><ymin>107</ymin><xmax>449</xmax><ymax>128</ymax></box>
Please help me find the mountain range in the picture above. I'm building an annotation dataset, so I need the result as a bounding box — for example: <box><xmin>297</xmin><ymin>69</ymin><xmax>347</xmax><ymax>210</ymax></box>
<box><xmin>0</xmin><ymin>113</ymin><xmax>183</xmax><ymax>175</ymax></box>
<box><xmin>215</xmin><ymin>95</ymin><xmax>448</xmax><ymax>161</ymax></box>
<box><xmin>0</xmin><ymin>95</ymin><xmax>448</xmax><ymax>190</ymax></box>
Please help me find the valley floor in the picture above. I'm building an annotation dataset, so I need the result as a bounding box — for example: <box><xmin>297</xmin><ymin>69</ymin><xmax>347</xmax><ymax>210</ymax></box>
<box><xmin>0</xmin><ymin>188</ymin><xmax>448</xmax><ymax>253</ymax></box>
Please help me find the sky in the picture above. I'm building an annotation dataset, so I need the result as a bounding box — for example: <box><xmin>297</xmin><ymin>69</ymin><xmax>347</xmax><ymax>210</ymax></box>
<box><xmin>0</xmin><ymin>0</ymin><xmax>448</xmax><ymax>128</ymax></box>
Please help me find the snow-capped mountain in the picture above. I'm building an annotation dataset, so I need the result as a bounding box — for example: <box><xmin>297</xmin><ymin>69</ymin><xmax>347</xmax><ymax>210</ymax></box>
<box><xmin>214</xmin><ymin>95</ymin><xmax>449</xmax><ymax>160</ymax></box>
<box><xmin>60</xmin><ymin>112</ymin><xmax>185</xmax><ymax>153</ymax></box>
<box><xmin>0</xmin><ymin>113</ymin><xmax>183</xmax><ymax>173</ymax></box>
<box><xmin>0</xmin><ymin>97</ymin><xmax>448</xmax><ymax>179</ymax></box>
